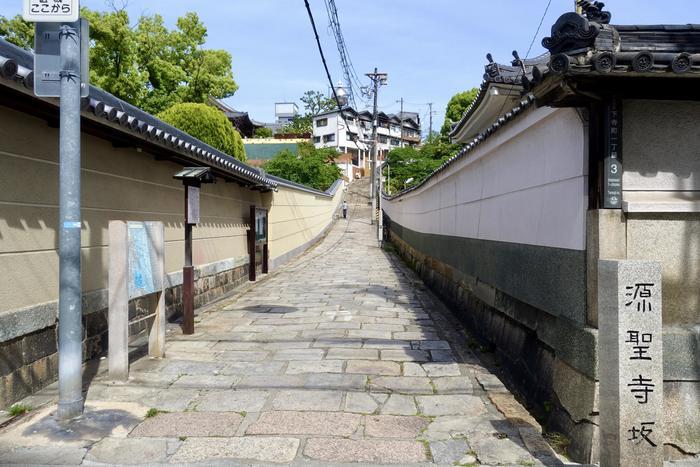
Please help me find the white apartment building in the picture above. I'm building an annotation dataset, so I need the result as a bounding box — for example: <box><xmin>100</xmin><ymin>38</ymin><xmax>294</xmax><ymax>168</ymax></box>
<box><xmin>312</xmin><ymin>107</ymin><xmax>421</xmax><ymax>179</ymax></box>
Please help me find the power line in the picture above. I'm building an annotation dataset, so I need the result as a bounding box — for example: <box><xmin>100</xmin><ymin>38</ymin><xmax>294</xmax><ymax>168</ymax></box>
<box><xmin>303</xmin><ymin>0</ymin><xmax>350</xmax><ymax>127</ymax></box>
<box><xmin>323</xmin><ymin>0</ymin><xmax>369</xmax><ymax>108</ymax></box>
<box><xmin>494</xmin><ymin>0</ymin><xmax>553</xmax><ymax>123</ymax></box>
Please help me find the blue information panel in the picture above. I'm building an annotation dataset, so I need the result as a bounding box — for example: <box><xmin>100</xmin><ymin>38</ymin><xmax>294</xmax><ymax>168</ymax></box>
<box><xmin>127</xmin><ymin>222</ymin><xmax>161</xmax><ymax>299</ymax></box>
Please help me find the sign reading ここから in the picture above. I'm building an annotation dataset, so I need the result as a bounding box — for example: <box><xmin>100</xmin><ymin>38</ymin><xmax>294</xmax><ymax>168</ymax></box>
<box><xmin>23</xmin><ymin>0</ymin><xmax>79</xmax><ymax>23</ymax></box>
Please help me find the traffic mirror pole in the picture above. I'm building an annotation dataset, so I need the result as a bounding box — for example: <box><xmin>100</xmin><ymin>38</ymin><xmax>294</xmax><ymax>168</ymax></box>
<box><xmin>56</xmin><ymin>22</ymin><xmax>84</xmax><ymax>420</ymax></box>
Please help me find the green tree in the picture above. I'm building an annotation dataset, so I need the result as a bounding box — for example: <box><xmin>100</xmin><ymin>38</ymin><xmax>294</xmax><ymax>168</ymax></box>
<box><xmin>440</xmin><ymin>88</ymin><xmax>480</xmax><ymax>137</ymax></box>
<box><xmin>280</xmin><ymin>90</ymin><xmax>337</xmax><ymax>135</ymax></box>
<box><xmin>0</xmin><ymin>9</ymin><xmax>238</xmax><ymax>115</ymax></box>
<box><xmin>264</xmin><ymin>142</ymin><xmax>341</xmax><ymax>191</ymax></box>
<box><xmin>0</xmin><ymin>15</ymin><xmax>33</xmax><ymax>49</ymax></box>
<box><xmin>254</xmin><ymin>127</ymin><xmax>273</xmax><ymax>138</ymax></box>
<box><xmin>158</xmin><ymin>103</ymin><xmax>246</xmax><ymax>162</ymax></box>
<box><xmin>383</xmin><ymin>137</ymin><xmax>460</xmax><ymax>194</ymax></box>
<box><xmin>300</xmin><ymin>90</ymin><xmax>336</xmax><ymax>115</ymax></box>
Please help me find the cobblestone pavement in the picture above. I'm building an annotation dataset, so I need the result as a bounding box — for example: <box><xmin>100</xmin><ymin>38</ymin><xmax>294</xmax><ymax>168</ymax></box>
<box><xmin>0</xmin><ymin>179</ymin><xmax>579</xmax><ymax>466</ymax></box>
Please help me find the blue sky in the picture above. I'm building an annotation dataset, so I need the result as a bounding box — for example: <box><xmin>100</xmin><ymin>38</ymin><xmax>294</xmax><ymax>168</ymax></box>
<box><xmin>2</xmin><ymin>1</ymin><xmax>697</xmax><ymax>129</ymax></box>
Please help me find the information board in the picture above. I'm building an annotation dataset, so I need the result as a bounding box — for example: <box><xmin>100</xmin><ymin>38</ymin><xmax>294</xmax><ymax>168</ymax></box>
<box><xmin>127</xmin><ymin>222</ymin><xmax>162</xmax><ymax>299</ymax></box>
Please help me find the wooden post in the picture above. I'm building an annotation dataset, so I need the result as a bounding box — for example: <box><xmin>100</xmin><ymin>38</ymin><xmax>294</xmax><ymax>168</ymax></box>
<box><xmin>248</xmin><ymin>204</ymin><xmax>256</xmax><ymax>281</ymax></box>
<box><xmin>182</xmin><ymin>184</ymin><xmax>195</xmax><ymax>335</ymax></box>
<box><xmin>262</xmin><ymin>209</ymin><xmax>269</xmax><ymax>274</ymax></box>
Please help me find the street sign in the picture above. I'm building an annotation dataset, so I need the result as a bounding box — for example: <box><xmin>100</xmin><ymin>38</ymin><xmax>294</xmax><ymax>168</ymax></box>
<box><xmin>34</xmin><ymin>19</ymin><xmax>89</xmax><ymax>97</ymax></box>
<box><xmin>23</xmin><ymin>0</ymin><xmax>79</xmax><ymax>23</ymax></box>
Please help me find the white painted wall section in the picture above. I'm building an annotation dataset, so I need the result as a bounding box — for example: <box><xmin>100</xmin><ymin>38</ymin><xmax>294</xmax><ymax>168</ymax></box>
<box><xmin>384</xmin><ymin>106</ymin><xmax>588</xmax><ymax>251</ymax></box>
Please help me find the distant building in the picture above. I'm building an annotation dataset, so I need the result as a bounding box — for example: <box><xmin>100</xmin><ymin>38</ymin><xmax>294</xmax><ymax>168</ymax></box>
<box><xmin>275</xmin><ymin>102</ymin><xmax>299</xmax><ymax>124</ymax></box>
<box><xmin>210</xmin><ymin>99</ymin><xmax>264</xmax><ymax>138</ymax></box>
<box><xmin>311</xmin><ymin>106</ymin><xmax>421</xmax><ymax>179</ymax></box>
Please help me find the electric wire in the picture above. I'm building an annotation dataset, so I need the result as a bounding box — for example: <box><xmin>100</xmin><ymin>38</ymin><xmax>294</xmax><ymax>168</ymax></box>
<box><xmin>493</xmin><ymin>0</ymin><xmax>553</xmax><ymax>121</ymax></box>
<box><xmin>303</xmin><ymin>0</ymin><xmax>353</xmax><ymax>133</ymax></box>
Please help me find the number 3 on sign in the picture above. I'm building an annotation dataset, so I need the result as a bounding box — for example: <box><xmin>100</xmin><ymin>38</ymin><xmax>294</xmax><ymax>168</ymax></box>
<box><xmin>23</xmin><ymin>0</ymin><xmax>79</xmax><ymax>23</ymax></box>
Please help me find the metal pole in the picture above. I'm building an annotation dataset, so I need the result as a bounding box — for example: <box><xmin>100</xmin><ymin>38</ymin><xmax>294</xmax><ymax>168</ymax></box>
<box><xmin>377</xmin><ymin>162</ymin><xmax>383</xmax><ymax>244</ymax></box>
<box><xmin>370</xmin><ymin>68</ymin><xmax>379</xmax><ymax>225</ymax></box>
<box><xmin>428</xmin><ymin>102</ymin><xmax>433</xmax><ymax>139</ymax></box>
<box><xmin>57</xmin><ymin>22</ymin><xmax>84</xmax><ymax>420</ymax></box>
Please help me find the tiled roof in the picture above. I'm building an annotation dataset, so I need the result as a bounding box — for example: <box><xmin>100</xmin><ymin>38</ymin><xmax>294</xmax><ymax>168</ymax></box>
<box><xmin>0</xmin><ymin>39</ymin><xmax>278</xmax><ymax>191</ymax></box>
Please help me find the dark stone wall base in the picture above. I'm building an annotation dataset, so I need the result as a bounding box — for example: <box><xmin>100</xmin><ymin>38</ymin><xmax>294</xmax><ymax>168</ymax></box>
<box><xmin>0</xmin><ymin>262</ymin><xmax>249</xmax><ymax>409</ymax></box>
<box><xmin>388</xmin><ymin>229</ymin><xmax>599</xmax><ymax>463</ymax></box>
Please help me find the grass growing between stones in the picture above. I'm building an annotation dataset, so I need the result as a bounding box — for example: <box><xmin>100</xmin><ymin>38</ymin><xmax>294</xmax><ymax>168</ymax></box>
<box><xmin>8</xmin><ymin>404</ymin><xmax>31</xmax><ymax>416</ymax></box>
<box><xmin>543</xmin><ymin>431</ymin><xmax>570</xmax><ymax>458</ymax></box>
<box><xmin>145</xmin><ymin>408</ymin><xmax>166</xmax><ymax>418</ymax></box>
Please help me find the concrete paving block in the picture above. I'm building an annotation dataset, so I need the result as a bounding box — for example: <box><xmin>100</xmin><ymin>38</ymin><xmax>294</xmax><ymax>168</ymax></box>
<box><xmin>246</xmin><ymin>411</ymin><xmax>361</xmax><ymax>436</ymax></box>
<box><xmin>364</xmin><ymin>415</ymin><xmax>429</xmax><ymax>438</ymax></box>
<box><xmin>416</xmin><ymin>395</ymin><xmax>487</xmax><ymax>417</ymax></box>
<box><xmin>286</xmin><ymin>360</ymin><xmax>344</xmax><ymax>374</ymax></box>
<box><xmin>326</xmin><ymin>348</ymin><xmax>379</xmax><ymax>360</ymax></box>
<box><xmin>129</xmin><ymin>411</ymin><xmax>244</xmax><ymax>437</ymax></box>
<box><xmin>432</xmin><ymin>376</ymin><xmax>475</xmax><ymax>394</ymax></box>
<box><xmin>381</xmin><ymin>394</ymin><xmax>417</xmax><ymax>415</ymax></box>
<box><xmin>305</xmin><ymin>373</ymin><xmax>367</xmax><ymax>391</ymax></box>
<box><xmin>430</xmin><ymin>439</ymin><xmax>472</xmax><ymax>465</ymax></box>
<box><xmin>370</xmin><ymin>376</ymin><xmax>434</xmax><ymax>394</ymax></box>
<box><xmin>271</xmin><ymin>390</ymin><xmax>343</xmax><ymax>411</ymax></box>
<box><xmin>344</xmin><ymin>392</ymin><xmax>387</xmax><ymax>414</ymax></box>
<box><xmin>346</xmin><ymin>360</ymin><xmax>400</xmax><ymax>376</ymax></box>
<box><xmin>170</xmin><ymin>436</ymin><xmax>300</xmax><ymax>464</ymax></box>
<box><xmin>304</xmin><ymin>438</ymin><xmax>427</xmax><ymax>464</ymax></box>
<box><xmin>195</xmin><ymin>389</ymin><xmax>269</xmax><ymax>412</ymax></box>
<box><xmin>0</xmin><ymin>446</ymin><xmax>87</xmax><ymax>465</ymax></box>
<box><xmin>380</xmin><ymin>349</ymin><xmax>430</xmax><ymax>362</ymax></box>
<box><xmin>84</xmin><ymin>437</ymin><xmax>175</xmax><ymax>464</ymax></box>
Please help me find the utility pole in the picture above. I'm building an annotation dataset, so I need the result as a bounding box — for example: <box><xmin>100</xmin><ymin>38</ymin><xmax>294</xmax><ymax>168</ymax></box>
<box><xmin>365</xmin><ymin>68</ymin><xmax>387</xmax><ymax>229</ymax></box>
<box><xmin>57</xmin><ymin>22</ymin><xmax>84</xmax><ymax>420</ymax></box>
<box><xmin>428</xmin><ymin>102</ymin><xmax>434</xmax><ymax>139</ymax></box>
<box><xmin>396</xmin><ymin>98</ymin><xmax>404</xmax><ymax>146</ymax></box>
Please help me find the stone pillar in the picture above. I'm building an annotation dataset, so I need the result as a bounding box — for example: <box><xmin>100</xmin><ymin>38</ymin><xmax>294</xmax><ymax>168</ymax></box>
<box><xmin>108</xmin><ymin>221</ymin><xmax>129</xmax><ymax>381</ymax></box>
<box><xmin>598</xmin><ymin>260</ymin><xmax>663</xmax><ymax>467</ymax></box>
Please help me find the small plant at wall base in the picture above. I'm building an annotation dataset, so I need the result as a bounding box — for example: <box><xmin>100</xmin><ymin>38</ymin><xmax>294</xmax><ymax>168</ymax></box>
<box><xmin>159</xmin><ymin>103</ymin><xmax>246</xmax><ymax>161</ymax></box>
<box><xmin>8</xmin><ymin>404</ymin><xmax>31</xmax><ymax>416</ymax></box>
<box><xmin>264</xmin><ymin>142</ymin><xmax>341</xmax><ymax>191</ymax></box>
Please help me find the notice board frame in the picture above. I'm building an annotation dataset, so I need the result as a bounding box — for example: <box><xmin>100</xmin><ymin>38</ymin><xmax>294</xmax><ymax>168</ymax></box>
<box><xmin>248</xmin><ymin>206</ymin><xmax>269</xmax><ymax>281</ymax></box>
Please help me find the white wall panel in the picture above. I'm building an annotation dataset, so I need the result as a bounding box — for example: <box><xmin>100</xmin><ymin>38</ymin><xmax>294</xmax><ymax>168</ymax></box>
<box><xmin>384</xmin><ymin>107</ymin><xmax>587</xmax><ymax>251</ymax></box>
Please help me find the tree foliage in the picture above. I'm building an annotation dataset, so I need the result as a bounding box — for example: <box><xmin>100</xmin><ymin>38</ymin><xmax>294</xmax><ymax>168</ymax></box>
<box><xmin>253</xmin><ymin>127</ymin><xmax>273</xmax><ymax>138</ymax></box>
<box><xmin>264</xmin><ymin>142</ymin><xmax>341</xmax><ymax>191</ymax></box>
<box><xmin>440</xmin><ymin>88</ymin><xmax>480</xmax><ymax>136</ymax></box>
<box><xmin>0</xmin><ymin>9</ymin><xmax>238</xmax><ymax>115</ymax></box>
<box><xmin>383</xmin><ymin>136</ymin><xmax>461</xmax><ymax>194</ymax></box>
<box><xmin>0</xmin><ymin>15</ymin><xmax>34</xmax><ymax>49</ymax></box>
<box><xmin>280</xmin><ymin>90</ymin><xmax>337</xmax><ymax>135</ymax></box>
<box><xmin>158</xmin><ymin>103</ymin><xmax>246</xmax><ymax>161</ymax></box>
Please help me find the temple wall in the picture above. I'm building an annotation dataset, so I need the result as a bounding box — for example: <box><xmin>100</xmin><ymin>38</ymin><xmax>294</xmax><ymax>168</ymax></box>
<box><xmin>384</xmin><ymin>106</ymin><xmax>600</xmax><ymax>461</ymax></box>
<box><xmin>0</xmin><ymin>103</ymin><xmax>342</xmax><ymax>408</ymax></box>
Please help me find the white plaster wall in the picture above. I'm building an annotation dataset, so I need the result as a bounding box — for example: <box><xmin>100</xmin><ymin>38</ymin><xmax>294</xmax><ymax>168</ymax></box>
<box><xmin>384</xmin><ymin>106</ymin><xmax>588</xmax><ymax>251</ymax></box>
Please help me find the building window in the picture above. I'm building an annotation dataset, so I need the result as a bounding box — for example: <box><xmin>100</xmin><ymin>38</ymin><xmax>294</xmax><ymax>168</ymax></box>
<box><xmin>391</xmin><ymin>138</ymin><xmax>400</xmax><ymax>146</ymax></box>
<box><xmin>313</xmin><ymin>136</ymin><xmax>321</xmax><ymax>143</ymax></box>
<box><xmin>347</xmin><ymin>132</ymin><xmax>357</xmax><ymax>141</ymax></box>
<box><xmin>316</xmin><ymin>118</ymin><xmax>328</xmax><ymax>127</ymax></box>
<box><xmin>323</xmin><ymin>134</ymin><xmax>335</xmax><ymax>143</ymax></box>
<box><xmin>378</xmin><ymin>135</ymin><xmax>388</xmax><ymax>144</ymax></box>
